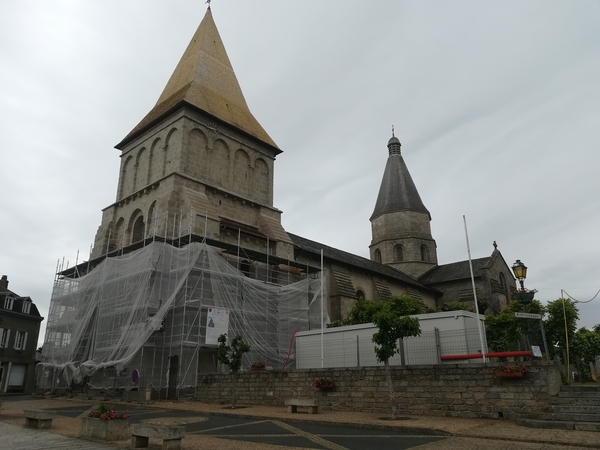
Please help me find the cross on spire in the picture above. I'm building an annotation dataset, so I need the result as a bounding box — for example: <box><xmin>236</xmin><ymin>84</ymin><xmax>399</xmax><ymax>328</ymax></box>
<box><xmin>206</xmin><ymin>0</ymin><xmax>211</xmax><ymax>11</ymax></box>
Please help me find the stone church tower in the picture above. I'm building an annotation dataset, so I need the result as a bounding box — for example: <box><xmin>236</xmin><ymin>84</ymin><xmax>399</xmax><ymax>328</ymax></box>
<box><xmin>369</xmin><ymin>134</ymin><xmax>437</xmax><ymax>278</ymax></box>
<box><xmin>91</xmin><ymin>9</ymin><xmax>292</xmax><ymax>259</ymax></box>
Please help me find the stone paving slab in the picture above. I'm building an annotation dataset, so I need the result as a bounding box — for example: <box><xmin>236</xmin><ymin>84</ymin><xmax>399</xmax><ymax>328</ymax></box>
<box><xmin>0</xmin><ymin>421</ymin><xmax>123</xmax><ymax>450</ymax></box>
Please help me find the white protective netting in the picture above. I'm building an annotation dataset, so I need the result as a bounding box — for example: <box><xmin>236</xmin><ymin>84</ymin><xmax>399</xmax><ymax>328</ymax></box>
<box><xmin>37</xmin><ymin>241</ymin><xmax>326</xmax><ymax>393</ymax></box>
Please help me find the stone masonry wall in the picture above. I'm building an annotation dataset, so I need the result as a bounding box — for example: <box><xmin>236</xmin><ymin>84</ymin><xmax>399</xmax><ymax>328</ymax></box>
<box><xmin>195</xmin><ymin>363</ymin><xmax>561</xmax><ymax>420</ymax></box>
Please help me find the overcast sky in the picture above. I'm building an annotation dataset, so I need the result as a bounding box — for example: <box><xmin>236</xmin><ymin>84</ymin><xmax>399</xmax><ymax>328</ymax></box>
<box><xmin>2</xmin><ymin>1</ymin><xmax>599</xmax><ymax>347</ymax></box>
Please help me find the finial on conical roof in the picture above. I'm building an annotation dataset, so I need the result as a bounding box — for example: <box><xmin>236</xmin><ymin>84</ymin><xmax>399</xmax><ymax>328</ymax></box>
<box><xmin>387</xmin><ymin>127</ymin><xmax>401</xmax><ymax>156</ymax></box>
<box><xmin>206</xmin><ymin>0</ymin><xmax>211</xmax><ymax>11</ymax></box>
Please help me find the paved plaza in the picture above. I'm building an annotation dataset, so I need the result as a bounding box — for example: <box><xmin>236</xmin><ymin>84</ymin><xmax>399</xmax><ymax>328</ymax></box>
<box><xmin>0</xmin><ymin>395</ymin><xmax>598</xmax><ymax>449</ymax></box>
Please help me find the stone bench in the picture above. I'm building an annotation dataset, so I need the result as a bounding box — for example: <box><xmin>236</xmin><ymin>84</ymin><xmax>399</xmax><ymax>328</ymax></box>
<box><xmin>285</xmin><ymin>398</ymin><xmax>318</xmax><ymax>414</ymax></box>
<box><xmin>131</xmin><ymin>423</ymin><xmax>185</xmax><ymax>450</ymax></box>
<box><xmin>24</xmin><ymin>409</ymin><xmax>57</xmax><ymax>429</ymax></box>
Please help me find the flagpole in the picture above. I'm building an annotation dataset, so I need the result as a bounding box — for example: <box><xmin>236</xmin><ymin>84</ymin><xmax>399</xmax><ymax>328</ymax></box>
<box><xmin>463</xmin><ymin>215</ymin><xmax>487</xmax><ymax>363</ymax></box>
<box><xmin>321</xmin><ymin>249</ymin><xmax>324</xmax><ymax>369</ymax></box>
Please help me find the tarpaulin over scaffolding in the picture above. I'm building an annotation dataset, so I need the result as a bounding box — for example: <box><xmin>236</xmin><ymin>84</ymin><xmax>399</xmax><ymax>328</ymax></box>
<box><xmin>37</xmin><ymin>241</ymin><xmax>326</xmax><ymax>391</ymax></box>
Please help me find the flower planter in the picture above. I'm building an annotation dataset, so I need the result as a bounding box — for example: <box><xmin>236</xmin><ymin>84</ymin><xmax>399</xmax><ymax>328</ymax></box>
<box><xmin>80</xmin><ymin>416</ymin><xmax>130</xmax><ymax>440</ymax></box>
<box><xmin>495</xmin><ymin>371</ymin><xmax>524</xmax><ymax>378</ymax></box>
<box><xmin>313</xmin><ymin>377</ymin><xmax>334</xmax><ymax>389</ymax></box>
<box><xmin>512</xmin><ymin>292</ymin><xmax>535</xmax><ymax>303</ymax></box>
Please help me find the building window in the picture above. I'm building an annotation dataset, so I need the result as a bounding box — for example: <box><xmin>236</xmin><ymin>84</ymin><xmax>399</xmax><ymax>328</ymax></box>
<box><xmin>374</xmin><ymin>249</ymin><xmax>382</xmax><ymax>263</ymax></box>
<box><xmin>22</xmin><ymin>301</ymin><xmax>31</xmax><ymax>314</ymax></box>
<box><xmin>61</xmin><ymin>332</ymin><xmax>71</xmax><ymax>347</ymax></box>
<box><xmin>14</xmin><ymin>331</ymin><xmax>28</xmax><ymax>350</ymax></box>
<box><xmin>4</xmin><ymin>296</ymin><xmax>14</xmax><ymax>310</ymax></box>
<box><xmin>0</xmin><ymin>328</ymin><xmax>10</xmax><ymax>348</ymax></box>
<box><xmin>395</xmin><ymin>245</ymin><xmax>404</xmax><ymax>262</ymax></box>
<box><xmin>132</xmin><ymin>215</ymin><xmax>145</xmax><ymax>243</ymax></box>
<box><xmin>420</xmin><ymin>245</ymin><xmax>429</xmax><ymax>262</ymax></box>
<box><xmin>499</xmin><ymin>272</ymin><xmax>507</xmax><ymax>294</ymax></box>
<box><xmin>356</xmin><ymin>290</ymin><xmax>365</xmax><ymax>301</ymax></box>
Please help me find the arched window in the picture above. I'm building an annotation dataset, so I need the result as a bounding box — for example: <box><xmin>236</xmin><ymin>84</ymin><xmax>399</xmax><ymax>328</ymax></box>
<box><xmin>132</xmin><ymin>216</ymin><xmax>145</xmax><ymax>243</ymax></box>
<box><xmin>499</xmin><ymin>272</ymin><xmax>507</xmax><ymax>294</ymax></box>
<box><xmin>113</xmin><ymin>217</ymin><xmax>125</xmax><ymax>250</ymax></box>
<box><xmin>395</xmin><ymin>245</ymin><xmax>404</xmax><ymax>262</ymax></box>
<box><xmin>374</xmin><ymin>249</ymin><xmax>382</xmax><ymax>263</ymax></box>
<box><xmin>356</xmin><ymin>290</ymin><xmax>365</xmax><ymax>301</ymax></box>
<box><xmin>420</xmin><ymin>245</ymin><xmax>429</xmax><ymax>262</ymax></box>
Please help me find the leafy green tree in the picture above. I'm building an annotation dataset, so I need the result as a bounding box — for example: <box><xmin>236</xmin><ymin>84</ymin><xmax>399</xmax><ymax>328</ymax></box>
<box><xmin>372</xmin><ymin>303</ymin><xmax>421</xmax><ymax>420</ymax></box>
<box><xmin>327</xmin><ymin>295</ymin><xmax>426</xmax><ymax>328</ymax></box>
<box><xmin>440</xmin><ymin>301</ymin><xmax>475</xmax><ymax>313</ymax></box>
<box><xmin>544</xmin><ymin>298</ymin><xmax>579</xmax><ymax>360</ymax></box>
<box><xmin>344</xmin><ymin>298</ymin><xmax>384</xmax><ymax>325</ymax></box>
<box><xmin>485</xmin><ymin>300</ymin><xmax>545</xmax><ymax>352</ymax></box>
<box><xmin>571</xmin><ymin>327</ymin><xmax>600</xmax><ymax>381</ymax></box>
<box><xmin>388</xmin><ymin>295</ymin><xmax>427</xmax><ymax>316</ymax></box>
<box><xmin>217</xmin><ymin>334</ymin><xmax>250</xmax><ymax>408</ymax></box>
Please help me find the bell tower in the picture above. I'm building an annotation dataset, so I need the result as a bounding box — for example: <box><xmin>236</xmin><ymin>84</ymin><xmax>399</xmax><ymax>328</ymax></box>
<box><xmin>369</xmin><ymin>133</ymin><xmax>437</xmax><ymax>278</ymax></box>
<box><xmin>91</xmin><ymin>8</ymin><xmax>292</xmax><ymax>259</ymax></box>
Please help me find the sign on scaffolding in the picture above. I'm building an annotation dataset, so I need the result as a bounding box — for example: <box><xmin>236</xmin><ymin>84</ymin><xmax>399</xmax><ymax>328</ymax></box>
<box><xmin>205</xmin><ymin>306</ymin><xmax>230</xmax><ymax>345</ymax></box>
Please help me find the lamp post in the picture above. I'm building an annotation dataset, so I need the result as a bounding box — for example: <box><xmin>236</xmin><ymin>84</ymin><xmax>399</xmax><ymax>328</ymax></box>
<box><xmin>512</xmin><ymin>260</ymin><xmax>528</xmax><ymax>291</ymax></box>
<box><xmin>512</xmin><ymin>260</ymin><xmax>533</xmax><ymax>349</ymax></box>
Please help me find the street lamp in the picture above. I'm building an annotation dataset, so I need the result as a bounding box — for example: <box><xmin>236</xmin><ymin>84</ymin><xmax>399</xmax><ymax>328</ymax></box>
<box><xmin>512</xmin><ymin>259</ymin><xmax>534</xmax><ymax>351</ymax></box>
<box><xmin>512</xmin><ymin>260</ymin><xmax>534</xmax><ymax>305</ymax></box>
<box><xmin>512</xmin><ymin>260</ymin><xmax>528</xmax><ymax>290</ymax></box>
<box><xmin>511</xmin><ymin>260</ymin><xmax>550</xmax><ymax>359</ymax></box>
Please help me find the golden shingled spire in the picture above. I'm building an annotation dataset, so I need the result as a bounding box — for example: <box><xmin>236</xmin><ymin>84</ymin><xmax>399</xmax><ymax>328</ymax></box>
<box><xmin>118</xmin><ymin>9</ymin><xmax>278</xmax><ymax>150</ymax></box>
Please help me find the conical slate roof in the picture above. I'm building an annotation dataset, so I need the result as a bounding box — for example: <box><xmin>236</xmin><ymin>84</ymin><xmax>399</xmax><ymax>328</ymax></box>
<box><xmin>116</xmin><ymin>9</ymin><xmax>278</xmax><ymax>150</ymax></box>
<box><xmin>370</xmin><ymin>137</ymin><xmax>430</xmax><ymax>220</ymax></box>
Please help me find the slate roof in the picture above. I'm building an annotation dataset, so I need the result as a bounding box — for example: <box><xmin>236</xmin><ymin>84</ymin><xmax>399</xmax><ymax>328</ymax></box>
<box><xmin>370</xmin><ymin>140</ymin><xmax>430</xmax><ymax>220</ymax></box>
<box><xmin>288</xmin><ymin>233</ymin><xmax>438</xmax><ymax>293</ymax></box>
<box><xmin>418</xmin><ymin>256</ymin><xmax>492</xmax><ymax>285</ymax></box>
<box><xmin>117</xmin><ymin>9</ymin><xmax>279</xmax><ymax>151</ymax></box>
<box><xmin>0</xmin><ymin>290</ymin><xmax>43</xmax><ymax>319</ymax></box>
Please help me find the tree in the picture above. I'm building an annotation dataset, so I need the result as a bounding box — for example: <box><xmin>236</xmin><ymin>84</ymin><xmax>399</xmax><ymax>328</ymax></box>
<box><xmin>571</xmin><ymin>327</ymin><xmax>600</xmax><ymax>381</ymax></box>
<box><xmin>217</xmin><ymin>333</ymin><xmax>250</xmax><ymax>408</ymax></box>
<box><xmin>327</xmin><ymin>295</ymin><xmax>426</xmax><ymax>328</ymax></box>
<box><xmin>388</xmin><ymin>295</ymin><xmax>427</xmax><ymax>316</ymax></box>
<box><xmin>544</xmin><ymin>298</ymin><xmax>579</xmax><ymax>360</ymax></box>
<box><xmin>372</xmin><ymin>303</ymin><xmax>421</xmax><ymax>420</ymax></box>
<box><xmin>485</xmin><ymin>300</ymin><xmax>545</xmax><ymax>352</ymax></box>
<box><xmin>439</xmin><ymin>302</ymin><xmax>475</xmax><ymax>313</ymax></box>
<box><xmin>343</xmin><ymin>298</ymin><xmax>384</xmax><ymax>325</ymax></box>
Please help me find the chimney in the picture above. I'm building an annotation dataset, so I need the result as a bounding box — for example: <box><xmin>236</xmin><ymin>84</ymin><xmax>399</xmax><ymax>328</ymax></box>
<box><xmin>0</xmin><ymin>275</ymin><xmax>8</xmax><ymax>292</ymax></box>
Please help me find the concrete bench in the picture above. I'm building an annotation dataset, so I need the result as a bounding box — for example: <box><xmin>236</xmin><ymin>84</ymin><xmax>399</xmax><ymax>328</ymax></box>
<box><xmin>24</xmin><ymin>409</ymin><xmax>57</xmax><ymax>429</ymax></box>
<box><xmin>130</xmin><ymin>423</ymin><xmax>185</xmax><ymax>450</ymax></box>
<box><xmin>285</xmin><ymin>398</ymin><xmax>318</xmax><ymax>414</ymax></box>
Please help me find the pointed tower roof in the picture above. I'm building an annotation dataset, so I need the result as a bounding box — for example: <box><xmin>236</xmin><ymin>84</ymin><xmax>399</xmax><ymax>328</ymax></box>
<box><xmin>116</xmin><ymin>9</ymin><xmax>279</xmax><ymax>151</ymax></box>
<box><xmin>370</xmin><ymin>135</ymin><xmax>430</xmax><ymax>220</ymax></box>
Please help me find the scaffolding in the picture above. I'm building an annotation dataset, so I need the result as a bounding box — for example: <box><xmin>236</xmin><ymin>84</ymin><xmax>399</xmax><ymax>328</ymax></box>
<box><xmin>37</xmin><ymin>240</ymin><xmax>326</xmax><ymax>397</ymax></box>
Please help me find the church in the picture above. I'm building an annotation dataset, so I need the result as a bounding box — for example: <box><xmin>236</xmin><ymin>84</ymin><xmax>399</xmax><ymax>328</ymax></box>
<box><xmin>39</xmin><ymin>8</ymin><xmax>516</xmax><ymax>396</ymax></box>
